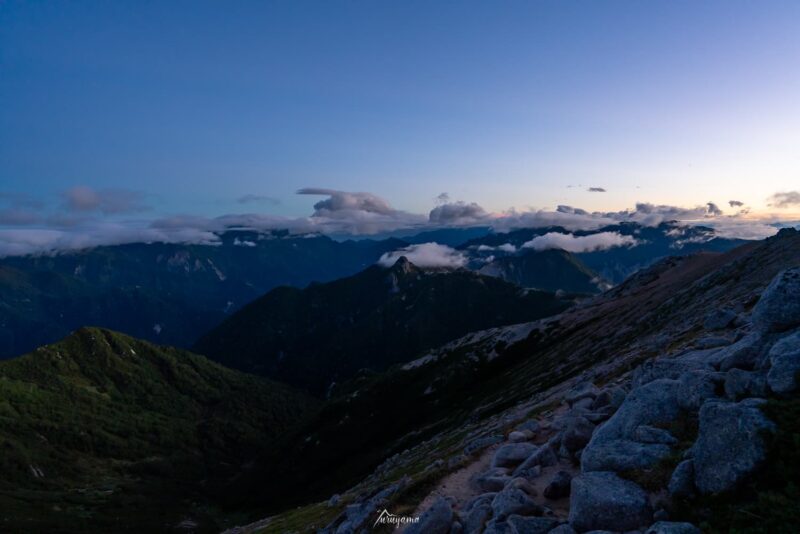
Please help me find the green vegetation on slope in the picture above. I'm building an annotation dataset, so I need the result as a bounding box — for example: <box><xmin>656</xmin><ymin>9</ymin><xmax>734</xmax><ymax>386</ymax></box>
<box><xmin>0</xmin><ymin>327</ymin><xmax>317</xmax><ymax>533</ymax></box>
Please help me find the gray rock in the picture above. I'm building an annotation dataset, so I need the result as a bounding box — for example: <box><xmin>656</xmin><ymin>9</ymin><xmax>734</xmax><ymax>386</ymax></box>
<box><xmin>653</xmin><ymin>508</ymin><xmax>670</xmax><ymax>522</ymax></box>
<box><xmin>704</xmin><ymin>309</ymin><xmax>737</xmax><ymax>330</ymax></box>
<box><xmin>406</xmin><ymin>497</ymin><xmax>453</xmax><ymax>534</ymax></box>
<box><xmin>475</xmin><ymin>468</ymin><xmax>512</xmax><ymax>492</ymax></box>
<box><xmin>509</xmin><ymin>430</ymin><xmax>534</xmax><ymax>443</ymax></box>
<box><xmin>566</xmin><ymin>382</ymin><xmax>600</xmax><ymax>406</ymax></box>
<box><xmin>483</xmin><ymin>519</ymin><xmax>514</xmax><ymax>534</ymax></box>
<box><xmin>464</xmin><ymin>502</ymin><xmax>493</xmax><ymax>534</ymax></box>
<box><xmin>513</xmin><ymin>444</ymin><xmax>558</xmax><ymax>476</ymax></box>
<box><xmin>767</xmin><ymin>330</ymin><xmax>800</xmax><ymax>394</ymax></box>
<box><xmin>328</xmin><ymin>494</ymin><xmax>341</xmax><ymax>507</ymax></box>
<box><xmin>693</xmin><ymin>336</ymin><xmax>733</xmax><ymax>350</ymax></box>
<box><xmin>581</xmin><ymin>438</ymin><xmax>672</xmax><ymax>473</ymax></box>
<box><xmin>517</xmin><ymin>420</ymin><xmax>541</xmax><ymax>434</ymax></box>
<box><xmin>572</xmin><ymin>397</ymin><xmax>596</xmax><ymax>411</ymax></box>
<box><xmin>494</xmin><ymin>443</ymin><xmax>539</xmax><ymax>468</ymax></box>
<box><xmin>568</xmin><ymin>472</ymin><xmax>652</xmax><ymax>532</ymax></box>
<box><xmin>515</xmin><ymin>465</ymin><xmax>542</xmax><ymax>481</ymax></box>
<box><xmin>644</xmin><ymin>521</ymin><xmax>701</xmax><ymax>534</ymax></box>
<box><xmin>677</xmin><ymin>370</ymin><xmax>721</xmax><ymax>410</ymax></box>
<box><xmin>562</xmin><ymin>416</ymin><xmax>596</xmax><ymax>453</ymax></box>
<box><xmin>724</xmin><ymin>369</ymin><xmax>767</xmax><ymax>400</ymax></box>
<box><xmin>592</xmin><ymin>386</ymin><xmax>627</xmax><ymax>411</ymax></box>
<box><xmin>547</xmin><ymin>525</ymin><xmax>577</xmax><ymax>534</ymax></box>
<box><xmin>492</xmin><ymin>487</ymin><xmax>543</xmax><ymax>520</ymax></box>
<box><xmin>634</xmin><ymin>425</ymin><xmax>678</xmax><ymax>445</ymax></box>
<box><xmin>633</xmin><ymin>360</ymin><xmax>713</xmax><ymax>388</ymax></box>
<box><xmin>451</xmin><ymin>520</ymin><xmax>464</xmax><ymax>534</ymax></box>
<box><xmin>667</xmin><ymin>460</ymin><xmax>695</xmax><ymax>498</ymax></box>
<box><xmin>544</xmin><ymin>471</ymin><xmax>572</xmax><ymax>499</ymax></box>
<box><xmin>693</xmin><ymin>398</ymin><xmax>775</xmax><ymax>494</ymax></box>
<box><xmin>506</xmin><ymin>515</ymin><xmax>559</xmax><ymax>534</ymax></box>
<box><xmin>326</xmin><ymin>480</ymin><xmax>405</xmax><ymax>533</ymax></box>
<box><xmin>717</xmin><ymin>333</ymin><xmax>764</xmax><ymax>371</ymax></box>
<box><xmin>752</xmin><ymin>268</ymin><xmax>800</xmax><ymax>332</ymax></box>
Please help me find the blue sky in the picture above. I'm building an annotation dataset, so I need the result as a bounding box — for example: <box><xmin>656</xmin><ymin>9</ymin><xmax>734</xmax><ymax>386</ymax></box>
<box><xmin>1</xmin><ymin>0</ymin><xmax>799</xmax><ymax>232</ymax></box>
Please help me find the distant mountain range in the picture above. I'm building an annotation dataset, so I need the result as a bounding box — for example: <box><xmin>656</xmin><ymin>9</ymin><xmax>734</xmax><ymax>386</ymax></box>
<box><xmin>0</xmin><ymin>230</ymin><xmax>403</xmax><ymax>358</ymax></box>
<box><xmin>478</xmin><ymin>248</ymin><xmax>608</xmax><ymax>293</ymax></box>
<box><xmin>194</xmin><ymin>256</ymin><xmax>575</xmax><ymax>394</ymax></box>
<box><xmin>0</xmin><ymin>327</ymin><xmax>316</xmax><ymax>533</ymax></box>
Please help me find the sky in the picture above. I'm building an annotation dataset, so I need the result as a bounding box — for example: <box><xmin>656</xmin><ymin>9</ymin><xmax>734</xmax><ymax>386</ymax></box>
<box><xmin>1</xmin><ymin>1</ymin><xmax>800</xmax><ymax>253</ymax></box>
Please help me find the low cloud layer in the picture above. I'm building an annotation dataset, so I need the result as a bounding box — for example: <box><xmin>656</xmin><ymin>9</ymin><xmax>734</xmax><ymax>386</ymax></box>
<box><xmin>522</xmin><ymin>231</ymin><xmax>639</xmax><ymax>253</ymax></box>
<box><xmin>378</xmin><ymin>242</ymin><xmax>467</xmax><ymax>269</ymax></box>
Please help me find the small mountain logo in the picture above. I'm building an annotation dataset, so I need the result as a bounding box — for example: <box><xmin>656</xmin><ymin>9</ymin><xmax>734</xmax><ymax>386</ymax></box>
<box><xmin>373</xmin><ymin>508</ymin><xmax>420</xmax><ymax>528</ymax></box>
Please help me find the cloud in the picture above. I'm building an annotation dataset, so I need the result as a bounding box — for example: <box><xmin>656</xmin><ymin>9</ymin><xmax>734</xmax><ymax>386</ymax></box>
<box><xmin>728</xmin><ymin>200</ymin><xmax>744</xmax><ymax>208</ymax></box>
<box><xmin>587</xmin><ymin>187</ymin><xmax>606</xmax><ymax>192</ymax></box>
<box><xmin>63</xmin><ymin>186</ymin><xmax>148</xmax><ymax>214</ymax></box>
<box><xmin>477</xmin><ymin>243</ymin><xmax>517</xmax><ymax>253</ymax></box>
<box><xmin>522</xmin><ymin>231</ymin><xmax>639</xmax><ymax>253</ymax></box>
<box><xmin>435</xmin><ymin>192</ymin><xmax>450</xmax><ymax>204</ymax></box>
<box><xmin>378</xmin><ymin>242</ymin><xmax>467</xmax><ymax>269</ymax></box>
<box><xmin>297</xmin><ymin>187</ymin><xmax>425</xmax><ymax>234</ymax></box>
<box><xmin>428</xmin><ymin>201</ymin><xmax>488</xmax><ymax>225</ymax></box>
<box><xmin>768</xmin><ymin>191</ymin><xmax>800</xmax><ymax>208</ymax></box>
<box><xmin>237</xmin><ymin>194</ymin><xmax>280</xmax><ymax>205</ymax></box>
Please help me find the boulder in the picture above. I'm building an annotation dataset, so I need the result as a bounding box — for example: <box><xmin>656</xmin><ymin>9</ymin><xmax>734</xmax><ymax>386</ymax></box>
<box><xmin>724</xmin><ymin>369</ymin><xmax>767</xmax><ymax>400</ymax></box>
<box><xmin>704</xmin><ymin>309</ymin><xmax>737</xmax><ymax>330</ymax></box>
<box><xmin>634</xmin><ymin>425</ymin><xmax>678</xmax><ymax>445</ymax></box>
<box><xmin>677</xmin><ymin>370</ymin><xmax>721</xmax><ymax>410</ymax></box>
<box><xmin>766</xmin><ymin>330</ymin><xmax>800</xmax><ymax>394</ymax></box>
<box><xmin>581</xmin><ymin>438</ymin><xmax>671</xmax><ymax>473</ymax></box>
<box><xmin>494</xmin><ymin>443</ymin><xmax>540</xmax><ymax>468</ymax></box>
<box><xmin>509</xmin><ymin>430</ymin><xmax>534</xmax><ymax>443</ymax></box>
<box><xmin>644</xmin><ymin>521</ymin><xmax>701</xmax><ymax>534</ymax></box>
<box><xmin>568</xmin><ymin>472</ymin><xmax>652</xmax><ymax>532</ymax></box>
<box><xmin>667</xmin><ymin>459</ymin><xmax>695</xmax><ymax>498</ymax></box>
<box><xmin>475</xmin><ymin>468</ymin><xmax>512</xmax><ymax>493</ymax></box>
<box><xmin>506</xmin><ymin>515</ymin><xmax>559</xmax><ymax>534</ymax></box>
<box><xmin>565</xmin><ymin>382</ymin><xmax>600</xmax><ymax>406</ymax></box>
<box><xmin>464</xmin><ymin>502</ymin><xmax>493</xmax><ymax>534</ymax></box>
<box><xmin>693</xmin><ymin>336</ymin><xmax>732</xmax><ymax>350</ymax></box>
<box><xmin>752</xmin><ymin>268</ymin><xmax>800</xmax><ymax>332</ymax></box>
<box><xmin>406</xmin><ymin>497</ymin><xmax>453</xmax><ymax>534</ymax></box>
<box><xmin>492</xmin><ymin>487</ymin><xmax>543</xmax><ymax>520</ymax></box>
<box><xmin>561</xmin><ymin>416</ymin><xmax>596</xmax><ymax>453</ymax></box>
<box><xmin>693</xmin><ymin>399</ymin><xmax>775</xmax><ymax>494</ymax></box>
<box><xmin>543</xmin><ymin>471</ymin><xmax>572</xmax><ymax>500</ymax></box>
<box><xmin>633</xmin><ymin>359</ymin><xmax>713</xmax><ymax>388</ymax></box>
<box><xmin>717</xmin><ymin>333</ymin><xmax>764</xmax><ymax>371</ymax></box>
<box><xmin>591</xmin><ymin>386</ymin><xmax>627</xmax><ymax>411</ymax></box>
<box><xmin>513</xmin><ymin>444</ymin><xmax>558</xmax><ymax>476</ymax></box>
<box><xmin>547</xmin><ymin>525</ymin><xmax>577</xmax><ymax>534</ymax></box>
<box><xmin>517</xmin><ymin>420</ymin><xmax>541</xmax><ymax>434</ymax></box>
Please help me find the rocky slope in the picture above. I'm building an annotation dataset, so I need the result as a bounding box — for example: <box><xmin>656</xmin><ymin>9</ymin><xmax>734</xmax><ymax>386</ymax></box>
<box><xmin>0</xmin><ymin>327</ymin><xmax>317</xmax><ymax>533</ymax></box>
<box><xmin>194</xmin><ymin>257</ymin><xmax>575</xmax><ymax>394</ymax></box>
<box><xmin>228</xmin><ymin>228</ymin><xmax>800</xmax><ymax>533</ymax></box>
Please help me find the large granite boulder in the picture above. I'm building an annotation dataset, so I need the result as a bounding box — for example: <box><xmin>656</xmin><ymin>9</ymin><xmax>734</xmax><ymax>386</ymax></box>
<box><xmin>493</xmin><ymin>443</ymin><xmax>539</xmax><ymax>468</ymax></box>
<box><xmin>693</xmin><ymin>398</ymin><xmax>775</xmax><ymax>494</ymax></box>
<box><xmin>766</xmin><ymin>330</ymin><xmax>800</xmax><ymax>394</ymax></box>
<box><xmin>406</xmin><ymin>497</ymin><xmax>453</xmax><ymax>534</ymax></box>
<box><xmin>752</xmin><ymin>268</ymin><xmax>800</xmax><ymax>332</ymax></box>
<box><xmin>568</xmin><ymin>472</ymin><xmax>652</xmax><ymax>532</ymax></box>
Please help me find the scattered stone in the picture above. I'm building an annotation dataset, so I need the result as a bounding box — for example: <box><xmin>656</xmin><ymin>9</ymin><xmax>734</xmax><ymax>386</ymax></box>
<box><xmin>581</xmin><ymin>438</ymin><xmax>671</xmax><ymax>473</ymax></box>
<box><xmin>513</xmin><ymin>444</ymin><xmax>558</xmax><ymax>476</ymax></box>
<box><xmin>406</xmin><ymin>497</ymin><xmax>453</xmax><ymax>534</ymax></box>
<box><xmin>766</xmin><ymin>330</ymin><xmax>800</xmax><ymax>394</ymax></box>
<box><xmin>568</xmin><ymin>472</ymin><xmax>652</xmax><ymax>532</ymax></box>
<box><xmin>724</xmin><ymin>369</ymin><xmax>767</xmax><ymax>400</ymax></box>
<box><xmin>516</xmin><ymin>465</ymin><xmax>541</xmax><ymax>481</ymax></box>
<box><xmin>677</xmin><ymin>370</ymin><xmax>721</xmax><ymax>410</ymax></box>
<box><xmin>509</xmin><ymin>430</ymin><xmax>534</xmax><ymax>443</ymax></box>
<box><xmin>592</xmin><ymin>387</ymin><xmax>627</xmax><ymax>411</ymax></box>
<box><xmin>752</xmin><ymin>268</ymin><xmax>800</xmax><ymax>332</ymax></box>
<box><xmin>493</xmin><ymin>443</ymin><xmax>539</xmax><ymax>468</ymax></box>
<box><xmin>492</xmin><ymin>487</ymin><xmax>543</xmax><ymax>520</ymax></box>
<box><xmin>566</xmin><ymin>382</ymin><xmax>600</xmax><ymax>406</ymax></box>
<box><xmin>717</xmin><ymin>333</ymin><xmax>764</xmax><ymax>371</ymax></box>
<box><xmin>693</xmin><ymin>399</ymin><xmax>775</xmax><ymax>494</ymax></box>
<box><xmin>704</xmin><ymin>309</ymin><xmax>737</xmax><ymax>330</ymax></box>
<box><xmin>507</xmin><ymin>477</ymin><xmax>538</xmax><ymax>497</ymax></box>
<box><xmin>561</xmin><ymin>416</ymin><xmax>595</xmax><ymax>453</ymax></box>
<box><xmin>644</xmin><ymin>521</ymin><xmax>701</xmax><ymax>534</ymax></box>
<box><xmin>667</xmin><ymin>460</ymin><xmax>695</xmax><ymax>499</ymax></box>
<box><xmin>634</xmin><ymin>425</ymin><xmax>678</xmax><ymax>445</ymax></box>
<box><xmin>475</xmin><ymin>468</ymin><xmax>512</xmax><ymax>493</ymax></box>
<box><xmin>506</xmin><ymin>514</ymin><xmax>558</xmax><ymax>534</ymax></box>
<box><xmin>543</xmin><ymin>471</ymin><xmax>572</xmax><ymax>500</ymax></box>
<box><xmin>463</xmin><ymin>494</ymin><xmax>494</xmax><ymax>534</ymax></box>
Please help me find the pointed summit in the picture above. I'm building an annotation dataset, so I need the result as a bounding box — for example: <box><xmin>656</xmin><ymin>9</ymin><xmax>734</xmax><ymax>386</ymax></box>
<box><xmin>390</xmin><ymin>255</ymin><xmax>417</xmax><ymax>275</ymax></box>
